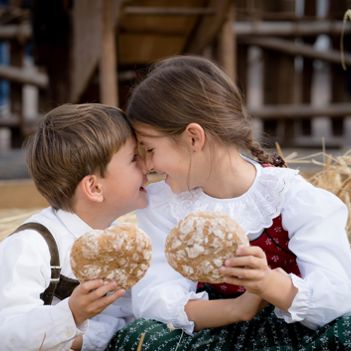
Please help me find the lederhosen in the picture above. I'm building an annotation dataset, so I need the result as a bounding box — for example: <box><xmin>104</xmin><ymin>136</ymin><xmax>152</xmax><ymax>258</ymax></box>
<box><xmin>10</xmin><ymin>222</ymin><xmax>79</xmax><ymax>305</ymax></box>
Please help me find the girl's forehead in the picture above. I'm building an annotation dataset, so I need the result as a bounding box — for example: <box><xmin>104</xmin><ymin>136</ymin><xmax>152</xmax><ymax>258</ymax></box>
<box><xmin>134</xmin><ymin>126</ymin><xmax>164</xmax><ymax>142</ymax></box>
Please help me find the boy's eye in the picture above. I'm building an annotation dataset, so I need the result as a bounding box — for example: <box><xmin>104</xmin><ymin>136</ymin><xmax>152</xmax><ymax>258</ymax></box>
<box><xmin>132</xmin><ymin>154</ymin><xmax>139</xmax><ymax>162</ymax></box>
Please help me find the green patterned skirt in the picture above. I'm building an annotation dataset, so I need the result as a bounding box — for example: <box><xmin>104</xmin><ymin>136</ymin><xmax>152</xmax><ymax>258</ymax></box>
<box><xmin>106</xmin><ymin>305</ymin><xmax>351</xmax><ymax>351</ymax></box>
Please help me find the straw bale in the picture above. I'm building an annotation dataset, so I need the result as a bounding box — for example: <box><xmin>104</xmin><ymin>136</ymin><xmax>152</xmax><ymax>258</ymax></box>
<box><xmin>307</xmin><ymin>153</ymin><xmax>351</xmax><ymax>242</ymax></box>
<box><xmin>284</xmin><ymin>149</ymin><xmax>351</xmax><ymax>244</ymax></box>
<box><xmin>0</xmin><ymin>209</ymin><xmax>136</xmax><ymax>242</ymax></box>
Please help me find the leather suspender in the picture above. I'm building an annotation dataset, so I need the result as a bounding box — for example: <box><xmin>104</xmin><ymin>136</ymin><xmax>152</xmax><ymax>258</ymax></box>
<box><xmin>10</xmin><ymin>222</ymin><xmax>61</xmax><ymax>305</ymax></box>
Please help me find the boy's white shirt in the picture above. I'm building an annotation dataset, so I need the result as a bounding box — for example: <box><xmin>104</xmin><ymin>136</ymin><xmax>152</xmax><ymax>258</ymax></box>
<box><xmin>132</xmin><ymin>159</ymin><xmax>351</xmax><ymax>334</ymax></box>
<box><xmin>0</xmin><ymin>208</ymin><xmax>134</xmax><ymax>351</ymax></box>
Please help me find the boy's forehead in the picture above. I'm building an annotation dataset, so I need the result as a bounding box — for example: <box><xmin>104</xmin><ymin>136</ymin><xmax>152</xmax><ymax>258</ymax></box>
<box><xmin>123</xmin><ymin>136</ymin><xmax>137</xmax><ymax>150</ymax></box>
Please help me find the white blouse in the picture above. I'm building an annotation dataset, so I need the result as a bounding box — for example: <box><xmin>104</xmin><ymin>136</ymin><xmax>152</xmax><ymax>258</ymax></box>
<box><xmin>0</xmin><ymin>208</ymin><xmax>134</xmax><ymax>351</ymax></box>
<box><xmin>132</xmin><ymin>161</ymin><xmax>351</xmax><ymax>334</ymax></box>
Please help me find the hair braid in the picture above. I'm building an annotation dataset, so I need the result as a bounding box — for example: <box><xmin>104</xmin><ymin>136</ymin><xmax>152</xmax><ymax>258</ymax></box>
<box><xmin>246</xmin><ymin>138</ymin><xmax>287</xmax><ymax>168</ymax></box>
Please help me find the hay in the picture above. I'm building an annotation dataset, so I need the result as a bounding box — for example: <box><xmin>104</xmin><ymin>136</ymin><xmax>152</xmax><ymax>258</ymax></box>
<box><xmin>0</xmin><ymin>209</ymin><xmax>136</xmax><ymax>242</ymax></box>
<box><xmin>282</xmin><ymin>148</ymin><xmax>351</xmax><ymax>243</ymax></box>
<box><xmin>0</xmin><ymin>209</ymin><xmax>40</xmax><ymax>241</ymax></box>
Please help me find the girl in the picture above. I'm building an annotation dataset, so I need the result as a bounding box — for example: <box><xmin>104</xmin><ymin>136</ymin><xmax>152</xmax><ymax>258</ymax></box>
<box><xmin>107</xmin><ymin>56</ymin><xmax>351</xmax><ymax>350</ymax></box>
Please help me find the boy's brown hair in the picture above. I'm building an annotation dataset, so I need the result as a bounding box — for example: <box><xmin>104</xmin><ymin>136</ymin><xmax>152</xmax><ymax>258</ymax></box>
<box><xmin>25</xmin><ymin>103</ymin><xmax>132</xmax><ymax>211</ymax></box>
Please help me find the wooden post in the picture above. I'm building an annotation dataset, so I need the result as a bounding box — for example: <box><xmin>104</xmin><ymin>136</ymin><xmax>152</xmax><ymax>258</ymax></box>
<box><xmin>184</xmin><ymin>0</ymin><xmax>232</xmax><ymax>54</ymax></box>
<box><xmin>301</xmin><ymin>0</ymin><xmax>316</xmax><ymax>137</ymax></box>
<box><xmin>100</xmin><ymin>0</ymin><xmax>118</xmax><ymax>106</ymax></box>
<box><xmin>217</xmin><ymin>4</ymin><xmax>236</xmax><ymax>83</ymax></box>
<box><xmin>329</xmin><ymin>1</ymin><xmax>349</xmax><ymax>139</ymax></box>
<box><xmin>261</xmin><ymin>0</ymin><xmax>297</xmax><ymax>147</ymax></box>
<box><xmin>9</xmin><ymin>41</ymin><xmax>24</xmax><ymax>148</ymax></box>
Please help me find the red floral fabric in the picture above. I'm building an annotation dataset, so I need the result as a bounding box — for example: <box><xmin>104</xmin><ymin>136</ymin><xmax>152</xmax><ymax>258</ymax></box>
<box><xmin>197</xmin><ymin>215</ymin><xmax>301</xmax><ymax>297</ymax></box>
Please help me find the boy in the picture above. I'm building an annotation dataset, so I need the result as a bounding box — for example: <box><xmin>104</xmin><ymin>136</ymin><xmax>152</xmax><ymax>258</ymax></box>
<box><xmin>0</xmin><ymin>103</ymin><xmax>148</xmax><ymax>350</ymax></box>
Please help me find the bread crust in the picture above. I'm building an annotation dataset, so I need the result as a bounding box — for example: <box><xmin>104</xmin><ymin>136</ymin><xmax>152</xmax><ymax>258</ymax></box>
<box><xmin>165</xmin><ymin>211</ymin><xmax>249</xmax><ymax>283</ymax></box>
<box><xmin>70</xmin><ymin>223</ymin><xmax>152</xmax><ymax>290</ymax></box>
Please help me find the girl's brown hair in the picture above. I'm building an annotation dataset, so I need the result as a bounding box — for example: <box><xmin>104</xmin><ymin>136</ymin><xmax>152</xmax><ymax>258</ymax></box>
<box><xmin>25</xmin><ymin>103</ymin><xmax>132</xmax><ymax>210</ymax></box>
<box><xmin>127</xmin><ymin>55</ymin><xmax>285</xmax><ymax>167</ymax></box>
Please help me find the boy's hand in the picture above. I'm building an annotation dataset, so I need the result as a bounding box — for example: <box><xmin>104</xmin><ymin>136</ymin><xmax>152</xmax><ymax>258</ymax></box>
<box><xmin>68</xmin><ymin>279</ymin><xmax>125</xmax><ymax>326</ymax></box>
<box><xmin>220</xmin><ymin>246</ymin><xmax>272</xmax><ymax>295</ymax></box>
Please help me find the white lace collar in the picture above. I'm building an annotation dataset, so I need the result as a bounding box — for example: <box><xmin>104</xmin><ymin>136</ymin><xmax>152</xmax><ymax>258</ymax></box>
<box><xmin>169</xmin><ymin>159</ymin><xmax>299</xmax><ymax>235</ymax></box>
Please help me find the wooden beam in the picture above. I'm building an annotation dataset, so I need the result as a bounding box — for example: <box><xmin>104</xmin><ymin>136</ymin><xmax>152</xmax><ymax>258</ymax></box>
<box><xmin>234</xmin><ymin>20</ymin><xmax>351</xmax><ymax>37</ymax></box>
<box><xmin>0</xmin><ymin>64</ymin><xmax>48</xmax><ymax>87</ymax></box>
<box><xmin>118</xmin><ymin>28</ymin><xmax>185</xmax><ymax>36</ymax></box>
<box><xmin>217</xmin><ymin>4</ymin><xmax>236</xmax><ymax>82</ymax></box>
<box><xmin>241</xmin><ymin>37</ymin><xmax>351</xmax><ymax>66</ymax></box>
<box><xmin>0</xmin><ymin>116</ymin><xmax>20</xmax><ymax>127</ymax></box>
<box><xmin>184</xmin><ymin>0</ymin><xmax>232</xmax><ymax>54</ymax></box>
<box><xmin>249</xmin><ymin>103</ymin><xmax>351</xmax><ymax>119</ymax></box>
<box><xmin>99</xmin><ymin>0</ymin><xmax>118</xmax><ymax>106</ymax></box>
<box><xmin>0</xmin><ymin>24</ymin><xmax>31</xmax><ymax>41</ymax></box>
<box><xmin>123</xmin><ymin>6</ymin><xmax>214</xmax><ymax>16</ymax></box>
<box><xmin>71</xmin><ymin>0</ymin><xmax>101</xmax><ymax>103</ymax></box>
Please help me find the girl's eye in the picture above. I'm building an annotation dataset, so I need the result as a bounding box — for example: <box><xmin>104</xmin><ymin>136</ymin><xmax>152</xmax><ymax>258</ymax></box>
<box><xmin>146</xmin><ymin>148</ymin><xmax>154</xmax><ymax>153</ymax></box>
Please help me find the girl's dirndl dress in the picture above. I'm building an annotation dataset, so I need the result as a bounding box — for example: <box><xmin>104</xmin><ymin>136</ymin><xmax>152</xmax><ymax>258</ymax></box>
<box><xmin>106</xmin><ymin>215</ymin><xmax>351</xmax><ymax>350</ymax></box>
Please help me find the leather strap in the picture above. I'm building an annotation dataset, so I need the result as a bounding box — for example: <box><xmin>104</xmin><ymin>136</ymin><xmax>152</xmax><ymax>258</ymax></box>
<box><xmin>11</xmin><ymin>222</ymin><xmax>61</xmax><ymax>305</ymax></box>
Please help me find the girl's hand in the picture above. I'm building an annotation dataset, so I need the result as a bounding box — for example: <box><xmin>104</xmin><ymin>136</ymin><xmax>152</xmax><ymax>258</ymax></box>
<box><xmin>68</xmin><ymin>279</ymin><xmax>125</xmax><ymax>326</ymax></box>
<box><xmin>235</xmin><ymin>291</ymin><xmax>267</xmax><ymax>321</ymax></box>
<box><xmin>220</xmin><ymin>245</ymin><xmax>272</xmax><ymax>295</ymax></box>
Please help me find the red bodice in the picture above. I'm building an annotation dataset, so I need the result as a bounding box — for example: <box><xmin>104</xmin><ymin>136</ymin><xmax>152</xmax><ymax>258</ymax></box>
<box><xmin>197</xmin><ymin>215</ymin><xmax>301</xmax><ymax>297</ymax></box>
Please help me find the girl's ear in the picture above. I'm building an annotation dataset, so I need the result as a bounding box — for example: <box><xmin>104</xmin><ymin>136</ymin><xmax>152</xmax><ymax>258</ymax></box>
<box><xmin>80</xmin><ymin>174</ymin><xmax>104</xmax><ymax>203</ymax></box>
<box><xmin>184</xmin><ymin>123</ymin><xmax>206</xmax><ymax>151</ymax></box>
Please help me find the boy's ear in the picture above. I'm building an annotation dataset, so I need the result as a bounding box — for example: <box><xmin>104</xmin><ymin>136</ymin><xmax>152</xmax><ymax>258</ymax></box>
<box><xmin>184</xmin><ymin>123</ymin><xmax>206</xmax><ymax>151</ymax></box>
<box><xmin>80</xmin><ymin>175</ymin><xmax>104</xmax><ymax>203</ymax></box>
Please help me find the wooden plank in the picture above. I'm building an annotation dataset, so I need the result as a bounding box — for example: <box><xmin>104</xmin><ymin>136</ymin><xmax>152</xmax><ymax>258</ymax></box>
<box><xmin>120</xmin><ymin>1</ymin><xmax>204</xmax><ymax>33</ymax></box>
<box><xmin>71</xmin><ymin>0</ymin><xmax>102</xmax><ymax>103</ymax></box>
<box><xmin>300</xmin><ymin>0</ymin><xmax>316</xmax><ymax>136</ymax></box>
<box><xmin>234</xmin><ymin>20</ymin><xmax>351</xmax><ymax>37</ymax></box>
<box><xmin>119</xmin><ymin>34</ymin><xmax>185</xmax><ymax>65</ymax></box>
<box><xmin>0</xmin><ymin>64</ymin><xmax>47</xmax><ymax>87</ymax></box>
<box><xmin>123</xmin><ymin>6</ymin><xmax>214</xmax><ymax>16</ymax></box>
<box><xmin>249</xmin><ymin>103</ymin><xmax>351</xmax><ymax>119</ymax></box>
<box><xmin>118</xmin><ymin>0</ymin><xmax>204</xmax><ymax>64</ymax></box>
<box><xmin>184</xmin><ymin>0</ymin><xmax>232</xmax><ymax>54</ymax></box>
<box><xmin>261</xmin><ymin>0</ymin><xmax>297</xmax><ymax>147</ymax></box>
<box><xmin>217</xmin><ymin>3</ymin><xmax>236</xmax><ymax>82</ymax></box>
<box><xmin>9</xmin><ymin>40</ymin><xmax>24</xmax><ymax>148</ymax></box>
<box><xmin>242</xmin><ymin>37</ymin><xmax>351</xmax><ymax>66</ymax></box>
<box><xmin>329</xmin><ymin>0</ymin><xmax>350</xmax><ymax>137</ymax></box>
<box><xmin>99</xmin><ymin>0</ymin><xmax>118</xmax><ymax>106</ymax></box>
<box><xmin>0</xmin><ymin>24</ymin><xmax>31</xmax><ymax>40</ymax></box>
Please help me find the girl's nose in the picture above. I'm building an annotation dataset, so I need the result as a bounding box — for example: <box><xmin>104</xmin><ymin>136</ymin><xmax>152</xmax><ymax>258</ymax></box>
<box><xmin>138</xmin><ymin>156</ymin><xmax>154</xmax><ymax>174</ymax></box>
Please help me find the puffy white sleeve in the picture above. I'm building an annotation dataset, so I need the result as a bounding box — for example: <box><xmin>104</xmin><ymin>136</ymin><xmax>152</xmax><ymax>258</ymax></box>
<box><xmin>0</xmin><ymin>231</ymin><xmax>85</xmax><ymax>351</ymax></box>
<box><xmin>132</xmin><ymin>182</ymin><xmax>208</xmax><ymax>334</ymax></box>
<box><xmin>0</xmin><ymin>229</ymin><xmax>129</xmax><ymax>351</ymax></box>
<box><xmin>276</xmin><ymin>175</ymin><xmax>351</xmax><ymax>329</ymax></box>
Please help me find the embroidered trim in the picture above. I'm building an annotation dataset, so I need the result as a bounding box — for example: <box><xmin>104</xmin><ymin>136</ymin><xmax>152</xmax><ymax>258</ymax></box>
<box><xmin>169</xmin><ymin>167</ymin><xmax>299</xmax><ymax>235</ymax></box>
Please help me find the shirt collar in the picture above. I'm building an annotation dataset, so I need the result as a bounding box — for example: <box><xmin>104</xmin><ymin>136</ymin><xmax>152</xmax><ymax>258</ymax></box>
<box><xmin>55</xmin><ymin>209</ymin><xmax>93</xmax><ymax>239</ymax></box>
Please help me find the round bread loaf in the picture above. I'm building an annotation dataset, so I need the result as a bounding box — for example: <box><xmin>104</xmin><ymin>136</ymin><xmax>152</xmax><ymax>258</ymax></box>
<box><xmin>70</xmin><ymin>223</ymin><xmax>152</xmax><ymax>290</ymax></box>
<box><xmin>165</xmin><ymin>211</ymin><xmax>249</xmax><ymax>283</ymax></box>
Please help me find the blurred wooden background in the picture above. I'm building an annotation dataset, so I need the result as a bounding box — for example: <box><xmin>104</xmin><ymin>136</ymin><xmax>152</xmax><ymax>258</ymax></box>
<box><xmin>0</xmin><ymin>0</ymin><xmax>350</xmax><ymax>212</ymax></box>
<box><xmin>0</xmin><ymin>0</ymin><xmax>349</xmax><ymax>150</ymax></box>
